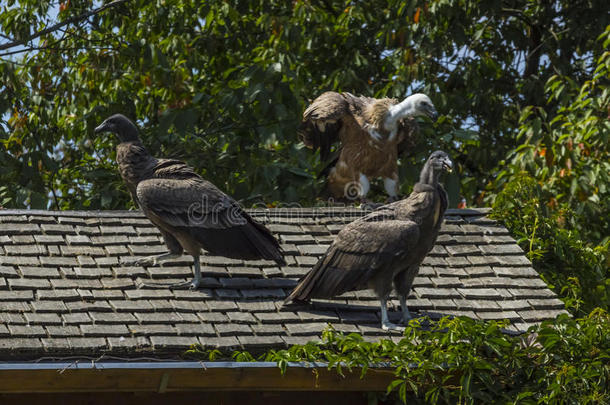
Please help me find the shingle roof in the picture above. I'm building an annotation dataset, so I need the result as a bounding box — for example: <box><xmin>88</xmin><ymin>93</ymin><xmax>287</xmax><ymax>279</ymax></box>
<box><xmin>0</xmin><ymin>208</ymin><xmax>567</xmax><ymax>360</ymax></box>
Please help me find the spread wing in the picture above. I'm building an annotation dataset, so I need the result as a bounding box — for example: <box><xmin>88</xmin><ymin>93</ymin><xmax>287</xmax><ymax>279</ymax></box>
<box><xmin>285</xmin><ymin>206</ymin><xmax>420</xmax><ymax>301</ymax></box>
<box><xmin>298</xmin><ymin>91</ymin><xmax>374</xmax><ymax>161</ymax></box>
<box><xmin>136</xmin><ymin>163</ymin><xmax>284</xmax><ymax>264</ymax></box>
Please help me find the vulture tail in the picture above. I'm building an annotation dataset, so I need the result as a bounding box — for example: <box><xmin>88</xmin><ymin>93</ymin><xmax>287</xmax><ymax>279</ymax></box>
<box><xmin>317</xmin><ymin>153</ymin><xmax>340</xmax><ymax>179</ymax></box>
<box><xmin>190</xmin><ymin>210</ymin><xmax>285</xmax><ymax>266</ymax></box>
<box><xmin>284</xmin><ymin>249</ymin><xmax>380</xmax><ymax>306</ymax></box>
<box><xmin>283</xmin><ymin>249</ymin><xmax>335</xmax><ymax>305</ymax></box>
<box><xmin>298</xmin><ymin>120</ymin><xmax>340</xmax><ymax>162</ymax></box>
<box><xmin>242</xmin><ymin>217</ymin><xmax>286</xmax><ymax>266</ymax></box>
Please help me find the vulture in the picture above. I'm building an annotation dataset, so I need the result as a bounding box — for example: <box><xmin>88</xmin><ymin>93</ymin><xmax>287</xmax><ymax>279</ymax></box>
<box><xmin>284</xmin><ymin>151</ymin><xmax>452</xmax><ymax>331</ymax></box>
<box><xmin>299</xmin><ymin>92</ymin><xmax>438</xmax><ymax>201</ymax></box>
<box><xmin>94</xmin><ymin>114</ymin><xmax>285</xmax><ymax>289</ymax></box>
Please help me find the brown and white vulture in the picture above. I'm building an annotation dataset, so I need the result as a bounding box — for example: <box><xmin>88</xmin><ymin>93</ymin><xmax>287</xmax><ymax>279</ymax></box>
<box><xmin>94</xmin><ymin>114</ymin><xmax>285</xmax><ymax>289</ymax></box>
<box><xmin>284</xmin><ymin>151</ymin><xmax>452</xmax><ymax>331</ymax></box>
<box><xmin>299</xmin><ymin>92</ymin><xmax>438</xmax><ymax>201</ymax></box>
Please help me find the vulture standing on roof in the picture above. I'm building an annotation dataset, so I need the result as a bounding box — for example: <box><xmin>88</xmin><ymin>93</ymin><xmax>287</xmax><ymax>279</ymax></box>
<box><xmin>299</xmin><ymin>92</ymin><xmax>438</xmax><ymax>201</ymax></box>
<box><xmin>94</xmin><ymin>114</ymin><xmax>285</xmax><ymax>289</ymax></box>
<box><xmin>284</xmin><ymin>151</ymin><xmax>452</xmax><ymax>331</ymax></box>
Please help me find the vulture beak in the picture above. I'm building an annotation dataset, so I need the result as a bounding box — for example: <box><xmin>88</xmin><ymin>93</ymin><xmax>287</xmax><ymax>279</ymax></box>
<box><xmin>442</xmin><ymin>157</ymin><xmax>453</xmax><ymax>173</ymax></box>
<box><xmin>428</xmin><ymin>107</ymin><xmax>439</xmax><ymax>122</ymax></box>
<box><xmin>94</xmin><ymin>121</ymin><xmax>110</xmax><ymax>134</ymax></box>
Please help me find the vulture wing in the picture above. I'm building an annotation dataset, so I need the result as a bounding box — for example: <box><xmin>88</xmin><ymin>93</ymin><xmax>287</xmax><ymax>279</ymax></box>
<box><xmin>285</xmin><ymin>204</ymin><xmax>420</xmax><ymax>301</ymax></box>
<box><xmin>299</xmin><ymin>91</ymin><xmax>373</xmax><ymax>161</ymax></box>
<box><xmin>285</xmin><ymin>186</ymin><xmax>443</xmax><ymax>302</ymax></box>
<box><xmin>136</xmin><ymin>161</ymin><xmax>285</xmax><ymax>264</ymax></box>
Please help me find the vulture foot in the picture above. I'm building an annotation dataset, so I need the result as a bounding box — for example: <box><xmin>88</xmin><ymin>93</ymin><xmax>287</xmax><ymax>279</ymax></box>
<box><xmin>381</xmin><ymin>322</ymin><xmax>405</xmax><ymax>332</ymax></box>
<box><xmin>399</xmin><ymin>297</ymin><xmax>412</xmax><ymax>325</ymax></box>
<box><xmin>359</xmin><ymin>200</ymin><xmax>383</xmax><ymax>210</ymax></box>
<box><xmin>385</xmin><ymin>195</ymin><xmax>400</xmax><ymax>203</ymax></box>
<box><xmin>189</xmin><ymin>278</ymin><xmax>202</xmax><ymax>289</ymax></box>
<box><xmin>398</xmin><ymin>317</ymin><xmax>412</xmax><ymax>325</ymax></box>
<box><xmin>168</xmin><ymin>276</ymin><xmax>203</xmax><ymax>290</ymax></box>
<box><xmin>123</xmin><ymin>253</ymin><xmax>181</xmax><ymax>267</ymax></box>
<box><xmin>131</xmin><ymin>256</ymin><xmax>158</xmax><ymax>266</ymax></box>
<box><xmin>168</xmin><ymin>280</ymin><xmax>201</xmax><ymax>290</ymax></box>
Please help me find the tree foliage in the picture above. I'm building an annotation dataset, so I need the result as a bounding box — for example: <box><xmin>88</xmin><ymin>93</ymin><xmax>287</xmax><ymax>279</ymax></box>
<box><xmin>491</xmin><ymin>27</ymin><xmax>609</xmax><ymax>314</ymax></box>
<box><xmin>1</xmin><ymin>0</ymin><xmax>608</xmax><ymax>209</ymax></box>
<box><xmin>188</xmin><ymin>312</ymin><xmax>610</xmax><ymax>404</ymax></box>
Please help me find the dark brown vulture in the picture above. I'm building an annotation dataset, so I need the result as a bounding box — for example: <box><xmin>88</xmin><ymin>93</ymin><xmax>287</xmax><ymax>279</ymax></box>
<box><xmin>284</xmin><ymin>151</ymin><xmax>452</xmax><ymax>331</ymax></box>
<box><xmin>94</xmin><ymin>114</ymin><xmax>285</xmax><ymax>289</ymax></box>
<box><xmin>299</xmin><ymin>92</ymin><xmax>438</xmax><ymax>201</ymax></box>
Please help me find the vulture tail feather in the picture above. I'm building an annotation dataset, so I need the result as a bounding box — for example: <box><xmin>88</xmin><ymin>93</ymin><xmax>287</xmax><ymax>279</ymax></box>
<box><xmin>298</xmin><ymin>120</ymin><xmax>340</xmax><ymax>162</ymax></box>
<box><xmin>191</xmin><ymin>225</ymin><xmax>284</xmax><ymax>265</ymax></box>
<box><xmin>283</xmin><ymin>252</ymin><xmax>329</xmax><ymax>305</ymax></box>
<box><xmin>240</xmin><ymin>220</ymin><xmax>286</xmax><ymax>266</ymax></box>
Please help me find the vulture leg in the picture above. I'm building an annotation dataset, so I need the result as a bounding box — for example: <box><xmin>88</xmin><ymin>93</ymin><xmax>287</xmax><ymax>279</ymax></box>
<box><xmin>358</xmin><ymin>173</ymin><xmax>370</xmax><ymax>199</ymax></box>
<box><xmin>190</xmin><ymin>256</ymin><xmax>203</xmax><ymax>289</ymax></box>
<box><xmin>394</xmin><ymin>266</ymin><xmax>418</xmax><ymax>324</ymax></box>
<box><xmin>380</xmin><ymin>297</ymin><xmax>405</xmax><ymax>331</ymax></box>
<box><xmin>168</xmin><ymin>255</ymin><xmax>203</xmax><ymax>290</ymax></box>
<box><xmin>126</xmin><ymin>252</ymin><xmax>182</xmax><ymax>266</ymax></box>
<box><xmin>383</xmin><ymin>177</ymin><xmax>398</xmax><ymax>201</ymax></box>
<box><xmin>399</xmin><ymin>295</ymin><xmax>412</xmax><ymax>324</ymax></box>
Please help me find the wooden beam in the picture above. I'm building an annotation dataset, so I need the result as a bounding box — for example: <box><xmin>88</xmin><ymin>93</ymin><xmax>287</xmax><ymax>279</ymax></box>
<box><xmin>0</xmin><ymin>363</ymin><xmax>396</xmax><ymax>393</ymax></box>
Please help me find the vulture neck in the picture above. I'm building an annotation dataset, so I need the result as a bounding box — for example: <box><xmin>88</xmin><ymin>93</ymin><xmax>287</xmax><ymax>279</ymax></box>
<box><xmin>383</xmin><ymin>97</ymin><xmax>416</xmax><ymax>132</ymax></box>
<box><xmin>418</xmin><ymin>162</ymin><xmax>440</xmax><ymax>186</ymax></box>
<box><xmin>119</xmin><ymin>128</ymin><xmax>141</xmax><ymax>143</ymax></box>
<box><xmin>117</xmin><ymin>140</ymin><xmax>157</xmax><ymax>185</ymax></box>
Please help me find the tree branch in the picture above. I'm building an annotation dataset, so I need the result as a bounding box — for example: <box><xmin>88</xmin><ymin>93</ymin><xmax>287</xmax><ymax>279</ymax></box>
<box><xmin>0</xmin><ymin>0</ymin><xmax>132</xmax><ymax>52</ymax></box>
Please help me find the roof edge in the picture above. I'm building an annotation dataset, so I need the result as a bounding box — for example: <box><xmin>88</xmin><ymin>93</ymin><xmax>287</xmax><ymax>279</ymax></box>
<box><xmin>0</xmin><ymin>361</ymin><xmax>330</xmax><ymax>370</ymax></box>
<box><xmin>0</xmin><ymin>207</ymin><xmax>491</xmax><ymax>217</ymax></box>
<box><xmin>0</xmin><ymin>361</ymin><xmax>396</xmax><ymax>393</ymax></box>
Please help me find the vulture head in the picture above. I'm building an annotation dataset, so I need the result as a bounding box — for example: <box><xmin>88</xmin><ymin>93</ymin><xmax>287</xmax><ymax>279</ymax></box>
<box><xmin>428</xmin><ymin>150</ymin><xmax>453</xmax><ymax>172</ymax></box>
<box><xmin>420</xmin><ymin>150</ymin><xmax>453</xmax><ymax>184</ymax></box>
<box><xmin>407</xmin><ymin>94</ymin><xmax>439</xmax><ymax>121</ymax></box>
<box><xmin>384</xmin><ymin>93</ymin><xmax>438</xmax><ymax>132</ymax></box>
<box><xmin>94</xmin><ymin>114</ymin><xmax>140</xmax><ymax>142</ymax></box>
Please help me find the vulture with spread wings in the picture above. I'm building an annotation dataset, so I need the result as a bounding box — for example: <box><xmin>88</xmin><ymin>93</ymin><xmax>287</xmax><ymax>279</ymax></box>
<box><xmin>299</xmin><ymin>92</ymin><xmax>438</xmax><ymax>201</ymax></box>
<box><xmin>95</xmin><ymin>114</ymin><xmax>285</xmax><ymax>289</ymax></box>
<box><xmin>284</xmin><ymin>151</ymin><xmax>452</xmax><ymax>331</ymax></box>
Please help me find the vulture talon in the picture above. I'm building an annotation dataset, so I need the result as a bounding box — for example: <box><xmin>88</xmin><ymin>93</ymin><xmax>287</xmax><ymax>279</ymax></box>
<box><xmin>121</xmin><ymin>257</ymin><xmax>152</xmax><ymax>267</ymax></box>
<box><xmin>134</xmin><ymin>257</ymin><xmax>156</xmax><ymax>267</ymax></box>
<box><xmin>188</xmin><ymin>277</ymin><xmax>203</xmax><ymax>290</ymax></box>
<box><xmin>359</xmin><ymin>200</ymin><xmax>382</xmax><ymax>210</ymax></box>
<box><xmin>168</xmin><ymin>280</ymin><xmax>196</xmax><ymax>290</ymax></box>
<box><xmin>382</xmin><ymin>322</ymin><xmax>406</xmax><ymax>332</ymax></box>
<box><xmin>385</xmin><ymin>195</ymin><xmax>400</xmax><ymax>204</ymax></box>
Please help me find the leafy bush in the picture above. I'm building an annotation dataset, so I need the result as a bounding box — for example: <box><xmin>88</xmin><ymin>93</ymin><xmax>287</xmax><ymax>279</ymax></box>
<box><xmin>189</xmin><ymin>312</ymin><xmax>610</xmax><ymax>404</ymax></box>
<box><xmin>491</xmin><ymin>174</ymin><xmax>609</xmax><ymax>315</ymax></box>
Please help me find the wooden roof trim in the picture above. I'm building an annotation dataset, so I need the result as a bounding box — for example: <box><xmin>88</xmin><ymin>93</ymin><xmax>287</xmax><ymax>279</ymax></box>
<box><xmin>0</xmin><ymin>361</ymin><xmax>395</xmax><ymax>393</ymax></box>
